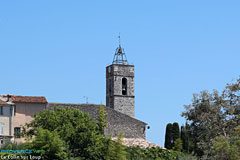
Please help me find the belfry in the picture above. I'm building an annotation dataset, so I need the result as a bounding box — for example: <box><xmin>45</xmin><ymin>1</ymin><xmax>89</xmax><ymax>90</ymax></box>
<box><xmin>106</xmin><ymin>37</ymin><xmax>135</xmax><ymax>117</ymax></box>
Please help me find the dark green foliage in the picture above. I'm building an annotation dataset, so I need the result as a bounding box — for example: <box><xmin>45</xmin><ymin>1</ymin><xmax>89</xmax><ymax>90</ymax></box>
<box><xmin>30</xmin><ymin>128</ymin><xmax>67</xmax><ymax>160</ymax></box>
<box><xmin>126</xmin><ymin>146</ymin><xmax>178</xmax><ymax>160</ymax></box>
<box><xmin>164</xmin><ymin>122</ymin><xmax>180</xmax><ymax>150</ymax></box>
<box><xmin>0</xmin><ymin>141</ymin><xmax>27</xmax><ymax>150</ymax></box>
<box><xmin>181</xmin><ymin>123</ymin><xmax>194</xmax><ymax>153</ymax></box>
<box><xmin>164</xmin><ymin>123</ymin><xmax>173</xmax><ymax>149</ymax></box>
<box><xmin>23</xmin><ymin>106</ymin><xmax>112</xmax><ymax>159</ymax></box>
<box><xmin>172</xmin><ymin>122</ymin><xmax>180</xmax><ymax>142</ymax></box>
<box><xmin>173</xmin><ymin>138</ymin><xmax>182</xmax><ymax>152</ymax></box>
<box><xmin>175</xmin><ymin>152</ymin><xmax>198</xmax><ymax>160</ymax></box>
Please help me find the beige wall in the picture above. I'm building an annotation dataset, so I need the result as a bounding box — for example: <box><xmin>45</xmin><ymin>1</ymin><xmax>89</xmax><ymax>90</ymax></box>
<box><xmin>13</xmin><ymin>103</ymin><xmax>46</xmax><ymax>143</ymax></box>
<box><xmin>13</xmin><ymin>103</ymin><xmax>46</xmax><ymax>128</ymax></box>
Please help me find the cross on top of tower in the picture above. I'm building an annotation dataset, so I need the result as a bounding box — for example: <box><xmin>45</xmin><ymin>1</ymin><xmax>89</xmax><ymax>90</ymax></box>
<box><xmin>112</xmin><ymin>34</ymin><xmax>128</xmax><ymax>65</ymax></box>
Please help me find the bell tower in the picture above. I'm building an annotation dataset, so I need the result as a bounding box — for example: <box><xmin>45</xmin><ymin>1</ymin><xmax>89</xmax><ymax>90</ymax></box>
<box><xmin>106</xmin><ymin>37</ymin><xmax>135</xmax><ymax>117</ymax></box>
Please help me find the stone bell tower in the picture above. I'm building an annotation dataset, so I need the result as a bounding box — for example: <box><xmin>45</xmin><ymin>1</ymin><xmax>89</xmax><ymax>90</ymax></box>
<box><xmin>106</xmin><ymin>38</ymin><xmax>135</xmax><ymax>117</ymax></box>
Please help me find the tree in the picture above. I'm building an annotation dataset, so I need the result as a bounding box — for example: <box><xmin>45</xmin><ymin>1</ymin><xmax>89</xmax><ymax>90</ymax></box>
<box><xmin>164</xmin><ymin>122</ymin><xmax>180</xmax><ymax>150</ymax></box>
<box><xmin>182</xmin><ymin>77</ymin><xmax>240</xmax><ymax>158</ymax></box>
<box><xmin>23</xmin><ymin>106</ymin><xmax>112</xmax><ymax>159</ymax></box>
<box><xmin>181</xmin><ymin>123</ymin><xmax>194</xmax><ymax>153</ymax></box>
<box><xmin>30</xmin><ymin>128</ymin><xmax>67</xmax><ymax>160</ymax></box>
<box><xmin>172</xmin><ymin>122</ymin><xmax>180</xmax><ymax>142</ymax></box>
<box><xmin>173</xmin><ymin>138</ymin><xmax>183</xmax><ymax>152</ymax></box>
<box><xmin>113</xmin><ymin>132</ymin><xmax>127</xmax><ymax>160</ymax></box>
<box><xmin>165</xmin><ymin>123</ymin><xmax>173</xmax><ymax>149</ymax></box>
<box><xmin>211</xmin><ymin>126</ymin><xmax>240</xmax><ymax>160</ymax></box>
<box><xmin>97</xmin><ymin>105</ymin><xmax>108</xmax><ymax>135</ymax></box>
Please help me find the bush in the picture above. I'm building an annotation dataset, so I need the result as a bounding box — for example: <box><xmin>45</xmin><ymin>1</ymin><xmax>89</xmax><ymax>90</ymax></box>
<box><xmin>126</xmin><ymin>146</ymin><xmax>177</xmax><ymax>160</ymax></box>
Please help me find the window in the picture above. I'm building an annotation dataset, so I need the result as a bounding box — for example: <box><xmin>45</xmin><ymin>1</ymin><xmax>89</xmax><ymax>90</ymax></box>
<box><xmin>14</xmin><ymin>127</ymin><xmax>21</xmax><ymax>138</ymax></box>
<box><xmin>122</xmin><ymin>78</ymin><xmax>127</xmax><ymax>95</ymax></box>
<box><xmin>0</xmin><ymin>106</ymin><xmax>3</xmax><ymax>115</ymax></box>
<box><xmin>0</xmin><ymin>123</ymin><xmax>4</xmax><ymax>135</ymax></box>
<box><xmin>109</xmin><ymin>79</ymin><xmax>112</xmax><ymax>94</ymax></box>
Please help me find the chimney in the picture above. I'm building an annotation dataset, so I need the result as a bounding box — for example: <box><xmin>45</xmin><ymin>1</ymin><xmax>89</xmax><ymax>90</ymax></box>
<box><xmin>6</xmin><ymin>94</ymin><xmax>12</xmax><ymax>102</ymax></box>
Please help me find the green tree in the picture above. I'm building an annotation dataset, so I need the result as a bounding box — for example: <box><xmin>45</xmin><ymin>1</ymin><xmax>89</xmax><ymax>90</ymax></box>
<box><xmin>211</xmin><ymin>126</ymin><xmax>240</xmax><ymax>160</ymax></box>
<box><xmin>165</xmin><ymin>123</ymin><xmax>173</xmax><ymax>149</ymax></box>
<box><xmin>172</xmin><ymin>122</ymin><xmax>180</xmax><ymax>142</ymax></box>
<box><xmin>182</xmin><ymin>77</ymin><xmax>240</xmax><ymax>158</ymax></box>
<box><xmin>23</xmin><ymin>106</ymin><xmax>112</xmax><ymax>159</ymax></box>
<box><xmin>173</xmin><ymin>138</ymin><xmax>183</xmax><ymax>152</ymax></box>
<box><xmin>181</xmin><ymin>123</ymin><xmax>194</xmax><ymax>153</ymax></box>
<box><xmin>97</xmin><ymin>105</ymin><xmax>108</xmax><ymax>135</ymax></box>
<box><xmin>182</xmin><ymin>90</ymin><xmax>226</xmax><ymax>157</ymax></box>
<box><xmin>30</xmin><ymin>128</ymin><xmax>67</xmax><ymax>160</ymax></box>
<box><xmin>113</xmin><ymin>132</ymin><xmax>127</xmax><ymax>160</ymax></box>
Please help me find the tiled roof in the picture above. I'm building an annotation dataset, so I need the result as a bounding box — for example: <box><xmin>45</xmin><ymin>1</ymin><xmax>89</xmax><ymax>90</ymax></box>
<box><xmin>0</xmin><ymin>99</ymin><xmax>7</xmax><ymax>105</ymax></box>
<box><xmin>112</xmin><ymin>138</ymin><xmax>164</xmax><ymax>149</ymax></box>
<box><xmin>1</xmin><ymin>95</ymin><xmax>47</xmax><ymax>104</ymax></box>
<box><xmin>11</xmin><ymin>96</ymin><xmax>47</xmax><ymax>103</ymax></box>
<box><xmin>47</xmin><ymin>103</ymin><xmax>147</xmax><ymax>125</ymax></box>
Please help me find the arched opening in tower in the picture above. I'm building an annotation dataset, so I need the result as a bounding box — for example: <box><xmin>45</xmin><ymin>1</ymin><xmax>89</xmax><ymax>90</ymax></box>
<box><xmin>122</xmin><ymin>78</ymin><xmax>127</xmax><ymax>95</ymax></box>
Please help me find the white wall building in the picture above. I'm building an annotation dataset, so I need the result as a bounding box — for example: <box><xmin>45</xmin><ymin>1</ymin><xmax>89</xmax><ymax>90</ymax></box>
<box><xmin>0</xmin><ymin>97</ymin><xmax>15</xmax><ymax>147</ymax></box>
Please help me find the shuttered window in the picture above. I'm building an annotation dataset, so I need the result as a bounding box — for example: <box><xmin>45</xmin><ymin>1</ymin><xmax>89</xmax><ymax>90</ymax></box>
<box><xmin>0</xmin><ymin>123</ymin><xmax>4</xmax><ymax>135</ymax></box>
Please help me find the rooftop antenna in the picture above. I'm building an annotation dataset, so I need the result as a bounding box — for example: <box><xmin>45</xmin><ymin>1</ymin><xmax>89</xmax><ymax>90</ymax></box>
<box><xmin>112</xmin><ymin>33</ymin><xmax>128</xmax><ymax>65</ymax></box>
<box><xmin>83</xmin><ymin>96</ymin><xmax>89</xmax><ymax>104</ymax></box>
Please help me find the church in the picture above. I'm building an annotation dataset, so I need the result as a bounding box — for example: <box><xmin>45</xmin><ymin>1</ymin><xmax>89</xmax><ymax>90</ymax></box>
<box><xmin>0</xmin><ymin>43</ymin><xmax>158</xmax><ymax>148</ymax></box>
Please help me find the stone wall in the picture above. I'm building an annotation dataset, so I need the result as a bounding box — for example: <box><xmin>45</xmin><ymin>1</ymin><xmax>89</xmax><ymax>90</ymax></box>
<box><xmin>47</xmin><ymin>103</ymin><xmax>147</xmax><ymax>139</ymax></box>
<box><xmin>106</xmin><ymin>64</ymin><xmax>135</xmax><ymax>118</ymax></box>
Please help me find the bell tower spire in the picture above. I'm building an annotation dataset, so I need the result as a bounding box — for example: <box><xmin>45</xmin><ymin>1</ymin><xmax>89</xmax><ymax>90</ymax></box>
<box><xmin>112</xmin><ymin>34</ymin><xmax>128</xmax><ymax>65</ymax></box>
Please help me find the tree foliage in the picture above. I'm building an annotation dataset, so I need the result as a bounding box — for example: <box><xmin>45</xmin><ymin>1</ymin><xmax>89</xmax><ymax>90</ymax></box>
<box><xmin>164</xmin><ymin>123</ymin><xmax>173</xmax><ymax>149</ymax></box>
<box><xmin>164</xmin><ymin>122</ymin><xmax>180</xmax><ymax>150</ymax></box>
<box><xmin>172</xmin><ymin>122</ymin><xmax>180</xmax><ymax>143</ymax></box>
<box><xmin>30</xmin><ymin>128</ymin><xmax>67</xmax><ymax>160</ymax></box>
<box><xmin>173</xmin><ymin>138</ymin><xmax>182</xmax><ymax>152</ymax></box>
<box><xmin>23</xmin><ymin>106</ymin><xmax>112</xmax><ymax>159</ymax></box>
<box><xmin>113</xmin><ymin>132</ymin><xmax>127</xmax><ymax>160</ymax></box>
<box><xmin>211</xmin><ymin>126</ymin><xmax>240</xmax><ymax>160</ymax></box>
<box><xmin>180</xmin><ymin>123</ymin><xmax>194</xmax><ymax>153</ymax></box>
<box><xmin>182</xmin><ymin>77</ymin><xmax>240</xmax><ymax>158</ymax></box>
<box><xmin>97</xmin><ymin>105</ymin><xmax>108</xmax><ymax>135</ymax></box>
<box><xmin>126</xmin><ymin>146</ymin><xmax>178</xmax><ymax>160</ymax></box>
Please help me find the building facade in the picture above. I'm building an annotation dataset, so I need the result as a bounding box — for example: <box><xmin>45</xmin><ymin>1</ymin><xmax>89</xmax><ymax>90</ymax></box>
<box><xmin>0</xmin><ymin>95</ymin><xmax>47</xmax><ymax>144</ymax></box>
<box><xmin>0</xmin><ymin>98</ymin><xmax>14</xmax><ymax>147</ymax></box>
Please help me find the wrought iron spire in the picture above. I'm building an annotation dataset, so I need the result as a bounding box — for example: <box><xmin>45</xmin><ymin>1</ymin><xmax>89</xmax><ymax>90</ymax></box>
<box><xmin>112</xmin><ymin>34</ymin><xmax>128</xmax><ymax>65</ymax></box>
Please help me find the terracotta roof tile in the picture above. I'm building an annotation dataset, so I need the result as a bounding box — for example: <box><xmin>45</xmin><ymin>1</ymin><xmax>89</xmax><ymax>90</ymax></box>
<box><xmin>7</xmin><ymin>95</ymin><xmax>47</xmax><ymax>103</ymax></box>
<box><xmin>0</xmin><ymin>99</ymin><xmax>7</xmax><ymax>105</ymax></box>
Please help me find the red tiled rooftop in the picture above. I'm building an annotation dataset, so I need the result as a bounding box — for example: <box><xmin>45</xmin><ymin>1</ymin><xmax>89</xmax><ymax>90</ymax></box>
<box><xmin>1</xmin><ymin>95</ymin><xmax>47</xmax><ymax>104</ymax></box>
<box><xmin>12</xmin><ymin>96</ymin><xmax>47</xmax><ymax>103</ymax></box>
<box><xmin>0</xmin><ymin>99</ymin><xmax>7</xmax><ymax>105</ymax></box>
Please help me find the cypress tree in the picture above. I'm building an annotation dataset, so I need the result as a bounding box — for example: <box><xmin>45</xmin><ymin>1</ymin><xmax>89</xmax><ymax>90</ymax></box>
<box><xmin>172</xmin><ymin>122</ymin><xmax>180</xmax><ymax>142</ymax></box>
<box><xmin>181</xmin><ymin>125</ymin><xmax>186</xmax><ymax>151</ymax></box>
<box><xmin>164</xmin><ymin>123</ymin><xmax>173</xmax><ymax>149</ymax></box>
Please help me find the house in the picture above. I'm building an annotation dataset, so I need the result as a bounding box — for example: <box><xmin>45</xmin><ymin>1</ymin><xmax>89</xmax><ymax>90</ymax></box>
<box><xmin>0</xmin><ymin>97</ymin><xmax>15</xmax><ymax>147</ymax></box>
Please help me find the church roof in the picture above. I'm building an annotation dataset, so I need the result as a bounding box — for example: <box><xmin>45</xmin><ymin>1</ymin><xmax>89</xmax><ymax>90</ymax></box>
<box><xmin>47</xmin><ymin>102</ymin><xmax>147</xmax><ymax>125</ymax></box>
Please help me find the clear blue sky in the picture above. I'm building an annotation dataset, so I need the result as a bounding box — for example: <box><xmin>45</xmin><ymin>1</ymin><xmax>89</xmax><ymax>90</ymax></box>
<box><xmin>1</xmin><ymin>1</ymin><xmax>240</xmax><ymax>146</ymax></box>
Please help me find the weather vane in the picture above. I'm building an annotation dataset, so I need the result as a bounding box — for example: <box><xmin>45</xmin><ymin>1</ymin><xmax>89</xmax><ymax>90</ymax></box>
<box><xmin>118</xmin><ymin>32</ymin><xmax>121</xmax><ymax>46</ymax></box>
